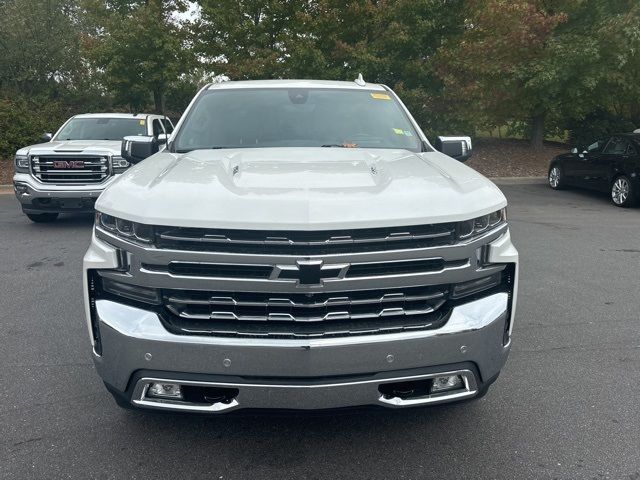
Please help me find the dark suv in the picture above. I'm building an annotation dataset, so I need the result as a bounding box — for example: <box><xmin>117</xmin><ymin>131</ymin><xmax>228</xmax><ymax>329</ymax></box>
<box><xmin>548</xmin><ymin>133</ymin><xmax>640</xmax><ymax>207</ymax></box>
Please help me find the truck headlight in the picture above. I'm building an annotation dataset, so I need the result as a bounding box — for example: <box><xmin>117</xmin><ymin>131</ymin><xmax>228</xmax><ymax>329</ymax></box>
<box><xmin>111</xmin><ymin>155</ymin><xmax>131</xmax><ymax>173</ymax></box>
<box><xmin>457</xmin><ymin>208</ymin><xmax>506</xmax><ymax>240</ymax></box>
<box><xmin>14</xmin><ymin>154</ymin><xmax>30</xmax><ymax>173</ymax></box>
<box><xmin>95</xmin><ymin>212</ymin><xmax>154</xmax><ymax>243</ymax></box>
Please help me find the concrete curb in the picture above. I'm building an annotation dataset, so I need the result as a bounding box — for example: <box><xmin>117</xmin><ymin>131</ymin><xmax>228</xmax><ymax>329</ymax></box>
<box><xmin>0</xmin><ymin>185</ymin><xmax>13</xmax><ymax>195</ymax></box>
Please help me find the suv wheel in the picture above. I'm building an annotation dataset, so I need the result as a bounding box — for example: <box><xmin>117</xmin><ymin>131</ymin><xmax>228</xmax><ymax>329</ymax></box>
<box><xmin>26</xmin><ymin>213</ymin><xmax>59</xmax><ymax>223</ymax></box>
<box><xmin>611</xmin><ymin>175</ymin><xmax>636</xmax><ymax>208</ymax></box>
<box><xmin>548</xmin><ymin>164</ymin><xmax>565</xmax><ymax>190</ymax></box>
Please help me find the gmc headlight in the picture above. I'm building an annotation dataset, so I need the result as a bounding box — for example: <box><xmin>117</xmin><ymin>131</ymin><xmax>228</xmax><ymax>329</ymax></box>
<box><xmin>14</xmin><ymin>154</ymin><xmax>30</xmax><ymax>173</ymax></box>
<box><xmin>457</xmin><ymin>208</ymin><xmax>506</xmax><ymax>240</ymax></box>
<box><xmin>95</xmin><ymin>212</ymin><xmax>154</xmax><ymax>243</ymax></box>
<box><xmin>111</xmin><ymin>155</ymin><xmax>131</xmax><ymax>173</ymax></box>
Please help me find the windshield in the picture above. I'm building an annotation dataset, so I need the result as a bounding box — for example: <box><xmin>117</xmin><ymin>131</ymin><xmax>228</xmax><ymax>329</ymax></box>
<box><xmin>173</xmin><ymin>88</ymin><xmax>421</xmax><ymax>152</ymax></box>
<box><xmin>54</xmin><ymin>117</ymin><xmax>147</xmax><ymax>141</ymax></box>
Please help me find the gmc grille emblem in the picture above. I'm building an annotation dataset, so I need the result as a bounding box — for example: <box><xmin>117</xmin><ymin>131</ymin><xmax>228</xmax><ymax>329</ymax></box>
<box><xmin>274</xmin><ymin>259</ymin><xmax>347</xmax><ymax>286</ymax></box>
<box><xmin>53</xmin><ymin>160</ymin><xmax>85</xmax><ymax>169</ymax></box>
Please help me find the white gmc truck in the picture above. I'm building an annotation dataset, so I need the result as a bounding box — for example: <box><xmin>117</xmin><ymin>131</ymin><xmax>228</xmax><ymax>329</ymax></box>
<box><xmin>84</xmin><ymin>79</ymin><xmax>518</xmax><ymax>413</ymax></box>
<box><xmin>13</xmin><ymin>113</ymin><xmax>173</xmax><ymax>222</ymax></box>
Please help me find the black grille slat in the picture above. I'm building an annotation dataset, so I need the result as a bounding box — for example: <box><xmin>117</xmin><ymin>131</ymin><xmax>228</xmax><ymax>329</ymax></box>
<box><xmin>165</xmin><ymin>262</ymin><xmax>272</xmax><ymax>279</ymax></box>
<box><xmin>346</xmin><ymin>259</ymin><xmax>446</xmax><ymax>278</ymax></box>
<box><xmin>154</xmin><ymin>224</ymin><xmax>456</xmax><ymax>255</ymax></box>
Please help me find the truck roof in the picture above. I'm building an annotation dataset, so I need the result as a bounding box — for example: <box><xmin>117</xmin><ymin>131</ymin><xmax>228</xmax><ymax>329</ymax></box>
<box><xmin>73</xmin><ymin>113</ymin><xmax>158</xmax><ymax>119</ymax></box>
<box><xmin>206</xmin><ymin>79</ymin><xmax>387</xmax><ymax>91</ymax></box>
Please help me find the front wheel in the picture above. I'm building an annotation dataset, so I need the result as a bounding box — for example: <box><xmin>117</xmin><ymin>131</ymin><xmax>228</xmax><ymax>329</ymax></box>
<box><xmin>611</xmin><ymin>175</ymin><xmax>636</xmax><ymax>208</ymax></box>
<box><xmin>548</xmin><ymin>164</ymin><xmax>565</xmax><ymax>190</ymax></box>
<box><xmin>26</xmin><ymin>213</ymin><xmax>59</xmax><ymax>223</ymax></box>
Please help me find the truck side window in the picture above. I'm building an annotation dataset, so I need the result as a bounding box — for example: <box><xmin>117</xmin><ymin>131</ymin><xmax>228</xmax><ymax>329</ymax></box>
<box><xmin>162</xmin><ymin>119</ymin><xmax>174</xmax><ymax>134</ymax></box>
<box><xmin>152</xmin><ymin>119</ymin><xmax>165</xmax><ymax>137</ymax></box>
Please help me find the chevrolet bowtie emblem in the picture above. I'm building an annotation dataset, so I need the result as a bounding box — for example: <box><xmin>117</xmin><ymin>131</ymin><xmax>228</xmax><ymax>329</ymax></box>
<box><xmin>275</xmin><ymin>259</ymin><xmax>347</xmax><ymax>286</ymax></box>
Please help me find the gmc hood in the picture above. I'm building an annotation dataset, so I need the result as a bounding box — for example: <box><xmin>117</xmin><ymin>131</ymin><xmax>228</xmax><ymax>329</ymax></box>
<box><xmin>97</xmin><ymin>147</ymin><xmax>507</xmax><ymax>230</ymax></box>
<box><xmin>19</xmin><ymin>140</ymin><xmax>122</xmax><ymax>157</ymax></box>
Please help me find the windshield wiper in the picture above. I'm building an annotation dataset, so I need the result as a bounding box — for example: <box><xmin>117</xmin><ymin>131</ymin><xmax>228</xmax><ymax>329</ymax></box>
<box><xmin>321</xmin><ymin>144</ymin><xmax>359</xmax><ymax>148</ymax></box>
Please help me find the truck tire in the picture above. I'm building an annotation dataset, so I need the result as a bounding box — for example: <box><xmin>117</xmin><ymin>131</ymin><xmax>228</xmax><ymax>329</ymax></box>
<box><xmin>26</xmin><ymin>213</ymin><xmax>59</xmax><ymax>223</ymax></box>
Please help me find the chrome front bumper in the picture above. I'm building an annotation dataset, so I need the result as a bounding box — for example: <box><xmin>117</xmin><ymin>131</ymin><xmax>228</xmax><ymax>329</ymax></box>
<box><xmin>93</xmin><ymin>292</ymin><xmax>511</xmax><ymax>412</ymax></box>
<box><xmin>13</xmin><ymin>173</ymin><xmax>115</xmax><ymax>213</ymax></box>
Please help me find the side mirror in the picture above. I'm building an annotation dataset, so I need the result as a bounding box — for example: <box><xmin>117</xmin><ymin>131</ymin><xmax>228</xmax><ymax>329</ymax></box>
<box><xmin>41</xmin><ymin>132</ymin><xmax>53</xmax><ymax>143</ymax></box>
<box><xmin>435</xmin><ymin>136</ymin><xmax>473</xmax><ymax>162</ymax></box>
<box><xmin>157</xmin><ymin>133</ymin><xmax>168</xmax><ymax>144</ymax></box>
<box><xmin>121</xmin><ymin>136</ymin><xmax>159</xmax><ymax>164</ymax></box>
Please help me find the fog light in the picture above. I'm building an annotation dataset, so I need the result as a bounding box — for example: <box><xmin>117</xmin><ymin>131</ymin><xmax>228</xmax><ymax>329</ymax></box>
<box><xmin>147</xmin><ymin>383</ymin><xmax>183</xmax><ymax>399</ymax></box>
<box><xmin>430</xmin><ymin>375</ymin><xmax>464</xmax><ymax>393</ymax></box>
<box><xmin>14</xmin><ymin>183</ymin><xmax>29</xmax><ymax>195</ymax></box>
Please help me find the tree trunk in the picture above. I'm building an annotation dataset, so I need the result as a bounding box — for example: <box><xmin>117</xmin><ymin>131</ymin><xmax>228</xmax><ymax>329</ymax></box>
<box><xmin>530</xmin><ymin>113</ymin><xmax>545</xmax><ymax>150</ymax></box>
<box><xmin>153</xmin><ymin>89</ymin><xmax>165</xmax><ymax>114</ymax></box>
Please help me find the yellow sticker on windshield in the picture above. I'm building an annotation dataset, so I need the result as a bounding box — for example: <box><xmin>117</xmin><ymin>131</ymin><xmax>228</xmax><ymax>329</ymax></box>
<box><xmin>139</xmin><ymin>120</ymin><xmax>145</xmax><ymax>125</ymax></box>
<box><xmin>371</xmin><ymin>93</ymin><xmax>391</xmax><ymax>100</ymax></box>
<box><xmin>393</xmin><ymin>128</ymin><xmax>404</xmax><ymax>135</ymax></box>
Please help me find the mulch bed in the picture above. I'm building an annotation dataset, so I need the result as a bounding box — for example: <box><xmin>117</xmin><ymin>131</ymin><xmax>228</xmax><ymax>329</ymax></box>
<box><xmin>0</xmin><ymin>138</ymin><xmax>567</xmax><ymax>185</ymax></box>
<box><xmin>1</xmin><ymin>159</ymin><xmax>13</xmax><ymax>185</ymax></box>
<box><xmin>467</xmin><ymin>138</ymin><xmax>567</xmax><ymax>178</ymax></box>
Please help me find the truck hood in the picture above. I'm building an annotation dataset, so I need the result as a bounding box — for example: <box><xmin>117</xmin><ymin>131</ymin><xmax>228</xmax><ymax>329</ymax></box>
<box><xmin>19</xmin><ymin>140</ymin><xmax>122</xmax><ymax>156</ymax></box>
<box><xmin>97</xmin><ymin>147</ymin><xmax>507</xmax><ymax>230</ymax></box>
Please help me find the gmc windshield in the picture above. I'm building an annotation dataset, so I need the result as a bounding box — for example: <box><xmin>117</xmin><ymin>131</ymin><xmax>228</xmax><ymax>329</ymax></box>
<box><xmin>55</xmin><ymin>118</ymin><xmax>147</xmax><ymax>141</ymax></box>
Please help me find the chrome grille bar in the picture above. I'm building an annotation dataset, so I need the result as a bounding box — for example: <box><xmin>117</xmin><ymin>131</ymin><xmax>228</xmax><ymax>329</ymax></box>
<box><xmin>165</xmin><ymin>290</ymin><xmax>446</xmax><ymax>308</ymax></box>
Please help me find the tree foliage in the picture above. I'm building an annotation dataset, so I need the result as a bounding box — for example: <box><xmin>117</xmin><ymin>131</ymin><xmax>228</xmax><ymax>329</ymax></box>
<box><xmin>82</xmin><ymin>0</ymin><xmax>194</xmax><ymax>112</ymax></box>
<box><xmin>1</xmin><ymin>0</ymin><xmax>640</xmax><ymax>160</ymax></box>
<box><xmin>437</xmin><ymin>0</ymin><xmax>640</xmax><ymax>148</ymax></box>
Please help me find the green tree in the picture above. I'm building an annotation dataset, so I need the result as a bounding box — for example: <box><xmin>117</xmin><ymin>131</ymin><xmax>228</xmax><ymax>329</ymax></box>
<box><xmin>84</xmin><ymin>0</ymin><xmax>194</xmax><ymax>112</ymax></box>
<box><xmin>437</xmin><ymin>0</ymin><xmax>640</xmax><ymax>148</ymax></box>
<box><xmin>0</xmin><ymin>0</ymin><xmax>84</xmax><ymax>95</ymax></box>
<box><xmin>196</xmin><ymin>0</ymin><xmax>310</xmax><ymax>79</ymax></box>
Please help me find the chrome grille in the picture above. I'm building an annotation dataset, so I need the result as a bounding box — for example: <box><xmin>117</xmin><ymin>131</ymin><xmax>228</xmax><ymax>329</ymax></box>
<box><xmin>94</xmin><ymin>220</ymin><xmax>511</xmax><ymax>339</ymax></box>
<box><xmin>32</xmin><ymin>155</ymin><xmax>109</xmax><ymax>183</ymax></box>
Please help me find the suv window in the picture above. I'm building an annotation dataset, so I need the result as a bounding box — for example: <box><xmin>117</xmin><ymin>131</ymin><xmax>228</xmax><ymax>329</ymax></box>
<box><xmin>626</xmin><ymin>144</ymin><xmax>637</xmax><ymax>156</ymax></box>
<box><xmin>586</xmin><ymin>140</ymin><xmax>605</xmax><ymax>152</ymax></box>
<box><xmin>603</xmin><ymin>137</ymin><xmax>628</xmax><ymax>155</ymax></box>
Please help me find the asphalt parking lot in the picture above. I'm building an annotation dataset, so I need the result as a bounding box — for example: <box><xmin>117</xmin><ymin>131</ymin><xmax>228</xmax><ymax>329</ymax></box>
<box><xmin>1</xmin><ymin>183</ymin><xmax>639</xmax><ymax>480</ymax></box>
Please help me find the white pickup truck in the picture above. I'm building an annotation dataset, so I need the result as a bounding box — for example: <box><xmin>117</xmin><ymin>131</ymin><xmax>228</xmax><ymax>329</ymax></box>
<box><xmin>12</xmin><ymin>113</ymin><xmax>173</xmax><ymax>222</ymax></box>
<box><xmin>84</xmin><ymin>79</ymin><xmax>518</xmax><ymax>413</ymax></box>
